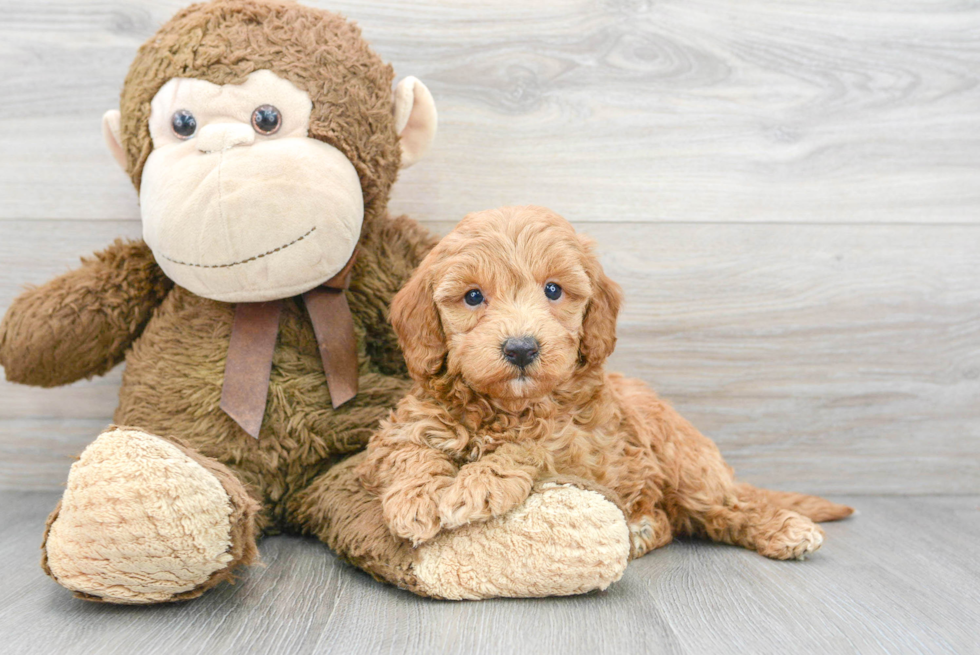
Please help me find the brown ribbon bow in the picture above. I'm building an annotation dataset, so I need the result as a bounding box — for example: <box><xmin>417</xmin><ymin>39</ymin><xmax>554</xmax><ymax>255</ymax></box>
<box><xmin>220</xmin><ymin>252</ymin><xmax>359</xmax><ymax>438</ymax></box>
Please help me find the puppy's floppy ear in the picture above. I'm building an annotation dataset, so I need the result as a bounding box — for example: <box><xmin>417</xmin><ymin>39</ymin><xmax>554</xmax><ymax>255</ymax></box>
<box><xmin>578</xmin><ymin>235</ymin><xmax>623</xmax><ymax>369</ymax></box>
<box><xmin>390</xmin><ymin>258</ymin><xmax>447</xmax><ymax>381</ymax></box>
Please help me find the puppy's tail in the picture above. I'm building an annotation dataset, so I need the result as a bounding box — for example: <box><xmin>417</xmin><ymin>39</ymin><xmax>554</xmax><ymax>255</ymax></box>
<box><xmin>735</xmin><ymin>483</ymin><xmax>855</xmax><ymax>522</ymax></box>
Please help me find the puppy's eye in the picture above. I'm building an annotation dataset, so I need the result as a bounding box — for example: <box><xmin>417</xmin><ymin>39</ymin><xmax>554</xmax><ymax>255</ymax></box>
<box><xmin>464</xmin><ymin>289</ymin><xmax>485</xmax><ymax>307</ymax></box>
<box><xmin>251</xmin><ymin>105</ymin><xmax>281</xmax><ymax>135</ymax></box>
<box><xmin>171</xmin><ymin>110</ymin><xmax>197</xmax><ymax>139</ymax></box>
<box><xmin>544</xmin><ymin>282</ymin><xmax>563</xmax><ymax>300</ymax></box>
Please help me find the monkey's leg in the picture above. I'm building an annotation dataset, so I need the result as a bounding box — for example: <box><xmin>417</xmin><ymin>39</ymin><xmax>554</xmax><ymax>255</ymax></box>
<box><xmin>288</xmin><ymin>452</ymin><xmax>631</xmax><ymax>600</ymax></box>
<box><xmin>42</xmin><ymin>426</ymin><xmax>260</xmax><ymax>604</ymax></box>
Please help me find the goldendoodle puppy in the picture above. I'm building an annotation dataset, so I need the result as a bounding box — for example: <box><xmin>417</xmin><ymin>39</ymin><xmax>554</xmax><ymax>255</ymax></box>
<box><xmin>358</xmin><ymin>206</ymin><xmax>853</xmax><ymax>560</ymax></box>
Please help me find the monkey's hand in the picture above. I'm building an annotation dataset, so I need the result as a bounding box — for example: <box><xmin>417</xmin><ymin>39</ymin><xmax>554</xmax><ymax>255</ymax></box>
<box><xmin>0</xmin><ymin>239</ymin><xmax>171</xmax><ymax>387</ymax></box>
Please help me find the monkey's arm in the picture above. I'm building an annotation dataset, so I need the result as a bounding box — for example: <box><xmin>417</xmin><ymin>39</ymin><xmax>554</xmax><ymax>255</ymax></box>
<box><xmin>349</xmin><ymin>214</ymin><xmax>438</xmax><ymax>376</ymax></box>
<box><xmin>0</xmin><ymin>239</ymin><xmax>173</xmax><ymax>387</ymax></box>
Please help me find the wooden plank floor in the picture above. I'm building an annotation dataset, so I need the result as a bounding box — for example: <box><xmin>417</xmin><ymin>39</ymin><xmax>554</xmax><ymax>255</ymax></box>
<box><xmin>2</xmin><ymin>491</ymin><xmax>977</xmax><ymax>655</ymax></box>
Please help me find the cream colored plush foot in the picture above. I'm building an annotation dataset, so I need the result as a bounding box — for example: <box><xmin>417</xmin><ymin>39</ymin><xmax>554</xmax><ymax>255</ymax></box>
<box><xmin>412</xmin><ymin>482</ymin><xmax>630</xmax><ymax>600</ymax></box>
<box><xmin>44</xmin><ymin>427</ymin><xmax>238</xmax><ymax>603</ymax></box>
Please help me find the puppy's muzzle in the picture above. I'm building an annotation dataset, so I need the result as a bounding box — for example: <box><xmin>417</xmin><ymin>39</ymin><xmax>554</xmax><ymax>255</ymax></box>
<box><xmin>502</xmin><ymin>336</ymin><xmax>539</xmax><ymax>370</ymax></box>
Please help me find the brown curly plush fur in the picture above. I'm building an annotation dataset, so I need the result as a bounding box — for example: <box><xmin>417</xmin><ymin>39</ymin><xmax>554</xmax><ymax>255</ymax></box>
<box><xmin>358</xmin><ymin>206</ymin><xmax>854</xmax><ymax>559</ymax></box>
<box><xmin>0</xmin><ymin>0</ymin><xmax>444</xmax><ymax>600</ymax></box>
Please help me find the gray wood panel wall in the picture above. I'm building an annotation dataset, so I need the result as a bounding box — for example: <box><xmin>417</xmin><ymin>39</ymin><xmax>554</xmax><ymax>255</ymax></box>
<box><xmin>1</xmin><ymin>0</ymin><xmax>978</xmax><ymax>493</ymax></box>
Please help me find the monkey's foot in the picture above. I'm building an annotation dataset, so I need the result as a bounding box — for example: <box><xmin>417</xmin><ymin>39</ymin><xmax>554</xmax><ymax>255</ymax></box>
<box><xmin>412</xmin><ymin>481</ymin><xmax>631</xmax><ymax>600</ymax></box>
<box><xmin>42</xmin><ymin>426</ymin><xmax>259</xmax><ymax>603</ymax></box>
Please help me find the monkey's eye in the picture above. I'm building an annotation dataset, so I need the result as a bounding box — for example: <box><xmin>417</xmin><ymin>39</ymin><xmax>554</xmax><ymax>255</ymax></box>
<box><xmin>544</xmin><ymin>282</ymin><xmax>563</xmax><ymax>300</ymax></box>
<box><xmin>464</xmin><ymin>289</ymin><xmax>485</xmax><ymax>307</ymax></box>
<box><xmin>171</xmin><ymin>110</ymin><xmax>197</xmax><ymax>139</ymax></box>
<box><xmin>251</xmin><ymin>105</ymin><xmax>281</xmax><ymax>135</ymax></box>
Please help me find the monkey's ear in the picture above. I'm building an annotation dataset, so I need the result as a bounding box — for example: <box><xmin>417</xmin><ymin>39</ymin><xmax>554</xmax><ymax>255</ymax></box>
<box><xmin>102</xmin><ymin>110</ymin><xmax>127</xmax><ymax>171</ymax></box>
<box><xmin>393</xmin><ymin>77</ymin><xmax>437</xmax><ymax>169</ymax></box>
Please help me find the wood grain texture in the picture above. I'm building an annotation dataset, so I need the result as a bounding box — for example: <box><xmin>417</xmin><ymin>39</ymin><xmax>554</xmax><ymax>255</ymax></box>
<box><xmin>2</xmin><ymin>2</ymin><xmax>977</xmax><ymax>649</ymax></box>
<box><xmin>2</xmin><ymin>220</ymin><xmax>977</xmax><ymax>493</ymax></box>
<box><xmin>1</xmin><ymin>491</ymin><xmax>977</xmax><ymax>654</ymax></box>
<box><xmin>0</xmin><ymin>0</ymin><xmax>979</xmax><ymax>223</ymax></box>
<box><xmin>1</xmin><ymin>2</ymin><xmax>979</xmax><ymax>494</ymax></box>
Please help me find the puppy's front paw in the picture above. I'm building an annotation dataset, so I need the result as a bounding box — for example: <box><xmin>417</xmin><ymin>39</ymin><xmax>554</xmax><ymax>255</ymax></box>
<box><xmin>759</xmin><ymin>513</ymin><xmax>825</xmax><ymax>560</ymax></box>
<box><xmin>438</xmin><ymin>465</ymin><xmax>534</xmax><ymax>529</ymax></box>
<box><xmin>382</xmin><ymin>482</ymin><xmax>450</xmax><ymax>546</ymax></box>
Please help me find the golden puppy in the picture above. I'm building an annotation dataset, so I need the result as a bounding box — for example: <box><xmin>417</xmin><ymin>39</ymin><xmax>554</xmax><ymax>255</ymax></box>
<box><xmin>358</xmin><ymin>206</ymin><xmax>853</xmax><ymax>560</ymax></box>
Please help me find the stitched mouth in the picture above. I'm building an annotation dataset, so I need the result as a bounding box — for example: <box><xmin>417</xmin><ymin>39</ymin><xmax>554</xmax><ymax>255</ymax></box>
<box><xmin>158</xmin><ymin>226</ymin><xmax>316</xmax><ymax>269</ymax></box>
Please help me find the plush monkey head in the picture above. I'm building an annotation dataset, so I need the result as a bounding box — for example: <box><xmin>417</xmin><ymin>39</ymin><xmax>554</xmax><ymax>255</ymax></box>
<box><xmin>102</xmin><ymin>0</ymin><xmax>436</xmax><ymax>302</ymax></box>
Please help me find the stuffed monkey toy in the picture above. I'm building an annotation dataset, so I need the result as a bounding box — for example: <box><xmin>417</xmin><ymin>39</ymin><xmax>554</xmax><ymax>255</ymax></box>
<box><xmin>0</xmin><ymin>0</ymin><xmax>631</xmax><ymax>603</ymax></box>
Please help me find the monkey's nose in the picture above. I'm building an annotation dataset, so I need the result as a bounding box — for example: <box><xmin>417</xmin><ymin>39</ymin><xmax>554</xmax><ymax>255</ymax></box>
<box><xmin>196</xmin><ymin>123</ymin><xmax>255</xmax><ymax>153</ymax></box>
<box><xmin>502</xmin><ymin>336</ymin><xmax>540</xmax><ymax>369</ymax></box>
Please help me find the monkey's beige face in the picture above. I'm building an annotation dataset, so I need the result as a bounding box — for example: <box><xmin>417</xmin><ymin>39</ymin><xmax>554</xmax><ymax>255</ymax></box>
<box><xmin>134</xmin><ymin>70</ymin><xmax>361</xmax><ymax>302</ymax></box>
<box><xmin>431</xmin><ymin>216</ymin><xmax>594</xmax><ymax>400</ymax></box>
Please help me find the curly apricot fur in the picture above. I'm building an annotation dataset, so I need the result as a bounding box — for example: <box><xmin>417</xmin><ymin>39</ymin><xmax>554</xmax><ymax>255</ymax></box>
<box><xmin>359</xmin><ymin>206</ymin><xmax>853</xmax><ymax>558</ymax></box>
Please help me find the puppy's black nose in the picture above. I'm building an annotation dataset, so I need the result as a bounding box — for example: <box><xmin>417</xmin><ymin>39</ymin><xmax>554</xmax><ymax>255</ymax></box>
<box><xmin>502</xmin><ymin>336</ymin><xmax>539</xmax><ymax>369</ymax></box>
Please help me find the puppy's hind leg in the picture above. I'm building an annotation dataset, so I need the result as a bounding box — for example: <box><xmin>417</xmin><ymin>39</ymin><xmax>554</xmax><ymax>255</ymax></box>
<box><xmin>671</xmin><ymin>465</ymin><xmax>826</xmax><ymax>560</ymax></box>
<box><xmin>654</xmin><ymin>410</ymin><xmax>826</xmax><ymax>560</ymax></box>
<box><xmin>619</xmin><ymin>381</ymin><xmax>836</xmax><ymax>560</ymax></box>
<box><xmin>694</xmin><ymin>483</ymin><xmax>854</xmax><ymax>560</ymax></box>
<box><xmin>695</xmin><ymin>498</ymin><xmax>825</xmax><ymax>560</ymax></box>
